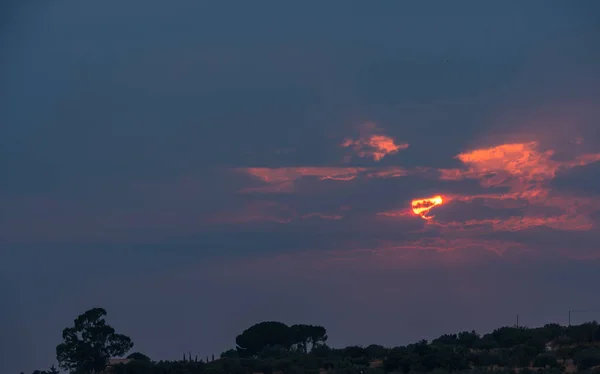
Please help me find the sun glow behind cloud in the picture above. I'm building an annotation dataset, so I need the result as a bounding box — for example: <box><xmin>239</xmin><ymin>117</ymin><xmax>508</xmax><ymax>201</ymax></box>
<box><xmin>411</xmin><ymin>195</ymin><xmax>444</xmax><ymax>220</ymax></box>
<box><xmin>5</xmin><ymin>122</ymin><xmax>600</xmax><ymax>263</ymax></box>
<box><xmin>227</xmin><ymin>134</ymin><xmax>600</xmax><ymax>261</ymax></box>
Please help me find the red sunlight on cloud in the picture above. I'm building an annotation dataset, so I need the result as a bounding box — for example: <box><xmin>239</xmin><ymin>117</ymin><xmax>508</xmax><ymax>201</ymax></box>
<box><xmin>449</xmin><ymin>142</ymin><xmax>558</xmax><ymax>186</ymax></box>
<box><xmin>411</xmin><ymin>195</ymin><xmax>444</xmax><ymax>220</ymax></box>
<box><xmin>436</xmin><ymin>141</ymin><xmax>600</xmax><ymax>232</ymax></box>
<box><xmin>236</xmin><ymin>167</ymin><xmax>367</xmax><ymax>193</ymax></box>
<box><xmin>301</xmin><ymin>212</ymin><xmax>344</xmax><ymax>220</ymax></box>
<box><xmin>242</xmin><ymin>167</ymin><xmax>366</xmax><ymax>182</ymax></box>
<box><xmin>366</xmin><ymin>167</ymin><xmax>410</xmax><ymax>178</ymax></box>
<box><xmin>376</xmin><ymin>209</ymin><xmax>412</xmax><ymax>218</ymax></box>
<box><xmin>235</xmin><ymin>139</ymin><xmax>600</xmax><ymax>236</ymax></box>
<box><xmin>235</xmin><ymin>166</ymin><xmax>410</xmax><ymax>193</ymax></box>
<box><xmin>440</xmin><ymin>141</ymin><xmax>600</xmax><ymax>191</ymax></box>
<box><xmin>341</xmin><ymin>122</ymin><xmax>409</xmax><ymax>161</ymax></box>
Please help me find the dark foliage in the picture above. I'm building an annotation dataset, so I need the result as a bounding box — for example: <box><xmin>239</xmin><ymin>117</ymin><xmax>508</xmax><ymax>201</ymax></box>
<box><xmin>574</xmin><ymin>348</ymin><xmax>600</xmax><ymax>370</ymax></box>
<box><xmin>128</xmin><ymin>352</ymin><xmax>152</xmax><ymax>361</ymax></box>
<box><xmin>55</xmin><ymin>308</ymin><xmax>134</xmax><ymax>373</ymax></box>
<box><xmin>27</xmin><ymin>308</ymin><xmax>600</xmax><ymax>374</ymax></box>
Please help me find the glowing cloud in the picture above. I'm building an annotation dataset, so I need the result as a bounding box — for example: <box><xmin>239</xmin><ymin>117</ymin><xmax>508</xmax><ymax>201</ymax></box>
<box><xmin>231</xmin><ymin>137</ymin><xmax>600</xmax><ymax>247</ymax></box>
<box><xmin>235</xmin><ymin>166</ymin><xmax>411</xmax><ymax>193</ymax></box>
<box><xmin>236</xmin><ymin>167</ymin><xmax>366</xmax><ymax>193</ymax></box>
<box><xmin>440</xmin><ymin>142</ymin><xmax>600</xmax><ymax>194</ymax></box>
<box><xmin>437</xmin><ymin>141</ymin><xmax>600</xmax><ymax>231</ymax></box>
<box><xmin>448</xmin><ymin>142</ymin><xmax>558</xmax><ymax>188</ymax></box>
<box><xmin>411</xmin><ymin>195</ymin><xmax>443</xmax><ymax>220</ymax></box>
<box><xmin>341</xmin><ymin>122</ymin><xmax>409</xmax><ymax>161</ymax></box>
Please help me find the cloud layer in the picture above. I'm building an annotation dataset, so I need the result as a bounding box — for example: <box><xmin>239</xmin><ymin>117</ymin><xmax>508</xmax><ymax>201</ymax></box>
<box><xmin>226</xmin><ymin>130</ymin><xmax>600</xmax><ymax>263</ymax></box>
<box><xmin>2</xmin><ymin>2</ymin><xmax>600</xmax><ymax>372</ymax></box>
<box><xmin>5</xmin><ymin>123</ymin><xmax>599</xmax><ymax>264</ymax></box>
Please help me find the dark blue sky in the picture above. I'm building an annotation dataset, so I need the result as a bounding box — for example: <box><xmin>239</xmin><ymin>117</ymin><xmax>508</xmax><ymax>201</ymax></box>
<box><xmin>2</xmin><ymin>2</ymin><xmax>600</xmax><ymax>372</ymax></box>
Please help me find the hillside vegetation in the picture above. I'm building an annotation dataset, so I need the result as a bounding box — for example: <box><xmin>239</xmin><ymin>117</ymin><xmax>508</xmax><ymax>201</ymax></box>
<box><xmin>27</xmin><ymin>308</ymin><xmax>600</xmax><ymax>374</ymax></box>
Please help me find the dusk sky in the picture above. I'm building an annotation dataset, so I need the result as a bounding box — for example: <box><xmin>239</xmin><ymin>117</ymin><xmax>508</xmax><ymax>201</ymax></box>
<box><xmin>2</xmin><ymin>2</ymin><xmax>600</xmax><ymax>373</ymax></box>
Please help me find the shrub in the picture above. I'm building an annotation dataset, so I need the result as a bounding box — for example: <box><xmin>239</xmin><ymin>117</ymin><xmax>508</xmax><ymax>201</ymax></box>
<box><xmin>574</xmin><ymin>348</ymin><xmax>600</xmax><ymax>370</ymax></box>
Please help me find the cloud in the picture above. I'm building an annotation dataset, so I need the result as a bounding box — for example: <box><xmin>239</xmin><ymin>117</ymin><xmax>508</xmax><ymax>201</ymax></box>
<box><xmin>4</xmin><ymin>134</ymin><xmax>600</xmax><ymax>255</ymax></box>
<box><xmin>234</xmin><ymin>166</ymin><xmax>410</xmax><ymax>194</ymax></box>
<box><xmin>209</xmin><ymin>201</ymin><xmax>296</xmax><ymax>224</ymax></box>
<box><xmin>440</xmin><ymin>142</ymin><xmax>600</xmax><ymax>192</ymax></box>
<box><xmin>208</xmin><ymin>200</ymin><xmax>350</xmax><ymax>225</ymax></box>
<box><xmin>551</xmin><ymin>161</ymin><xmax>600</xmax><ymax>196</ymax></box>
<box><xmin>186</xmin><ymin>237</ymin><xmax>540</xmax><ymax>283</ymax></box>
<box><xmin>6</xmin><ymin>139</ymin><xmax>599</xmax><ymax>248</ymax></box>
<box><xmin>340</xmin><ymin>122</ymin><xmax>409</xmax><ymax>161</ymax></box>
<box><xmin>430</xmin><ymin>141</ymin><xmax>600</xmax><ymax>232</ymax></box>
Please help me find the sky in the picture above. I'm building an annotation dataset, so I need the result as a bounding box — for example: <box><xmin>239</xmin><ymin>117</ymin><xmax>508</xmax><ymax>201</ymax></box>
<box><xmin>2</xmin><ymin>1</ymin><xmax>600</xmax><ymax>372</ymax></box>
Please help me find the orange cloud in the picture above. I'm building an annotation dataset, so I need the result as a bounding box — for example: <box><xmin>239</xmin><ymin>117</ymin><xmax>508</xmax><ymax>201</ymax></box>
<box><xmin>436</xmin><ymin>141</ymin><xmax>600</xmax><ymax>232</ymax></box>
<box><xmin>366</xmin><ymin>167</ymin><xmax>410</xmax><ymax>178</ymax></box>
<box><xmin>240</xmin><ymin>167</ymin><xmax>361</xmax><ymax>183</ymax></box>
<box><xmin>235</xmin><ymin>166</ymin><xmax>410</xmax><ymax>193</ymax></box>
<box><xmin>233</xmin><ymin>140</ymin><xmax>600</xmax><ymax>238</ymax></box>
<box><xmin>341</xmin><ymin>122</ymin><xmax>408</xmax><ymax>161</ymax></box>
<box><xmin>301</xmin><ymin>212</ymin><xmax>344</xmax><ymax>220</ymax></box>
<box><xmin>236</xmin><ymin>167</ymin><xmax>366</xmax><ymax>193</ymax></box>
<box><xmin>434</xmin><ymin>213</ymin><xmax>595</xmax><ymax>233</ymax></box>
<box><xmin>441</xmin><ymin>142</ymin><xmax>600</xmax><ymax>191</ymax></box>
<box><xmin>443</xmin><ymin>142</ymin><xmax>558</xmax><ymax>188</ymax></box>
<box><xmin>376</xmin><ymin>209</ymin><xmax>412</xmax><ymax>218</ymax></box>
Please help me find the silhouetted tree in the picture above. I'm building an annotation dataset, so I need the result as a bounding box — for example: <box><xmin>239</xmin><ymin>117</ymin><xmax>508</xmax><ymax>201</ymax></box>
<box><xmin>432</xmin><ymin>334</ymin><xmax>458</xmax><ymax>346</ymax></box>
<box><xmin>259</xmin><ymin>345</ymin><xmax>290</xmax><ymax>359</ymax></box>
<box><xmin>28</xmin><ymin>313</ymin><xmax>600</xmax><ymax>374</ymax></box>
<box><xmin>473</xmin><ymin>334</ymin><xmax>499</xmax><ymax>350</ymax></box>
<box><xmin>567</xmin><ymin>321</ymin><xmax>598</xmax><ymax>343</ymax></box>
<box><xmin>457</xmin><ymin>330</ymin><xmax>480</xmax><ymax>348</ymax></box>
<box><xmin>594</xmin><ymin>325</ymin><xmax>600</xmax><ymax>342</ymax></box>
<box><xmin>236</xmin><ymin>321</ymin><xmax>292</xmax><ymax>356</ymax></box>
<box><xmin>311</xmin><ymin>343</ymin><xmax>335</xmax><ymax>358</ymax></box>
<box><xmin>342</xmin><ymin>346</ymin><xmax>367</xmax><ymax>359</ymax></box>
<box><xmin>221</xmin><ymin>348</ymin><xmax>239</xmax><ymax>359</ymax></box>
<box><xmin>365</xmin><ymin>344</ymin><xmax>388</xmax><ymax>359</ymax></box>
<box><xmin>127</xmin><ymin>351</ymin><xmax>151</xmax><ymax>361</ymax></box>
<box><xmin>30</xmin><ymin>366</ymin><xmax>60</xmax><ymax>374</ymax></box>
<box><xmin>56</xmin><ymin>307</ymin><xmax>133</xmax><ymax>373</ymax></box>
<box><xmin>307</xmin><ymin>325</ymin><xmax>328</xmax><ymax>349</ymax></box>
<box><xmin>291</xmin><ymin>324</ymin><xmax>312</xmax><ymax>353</ymax></box>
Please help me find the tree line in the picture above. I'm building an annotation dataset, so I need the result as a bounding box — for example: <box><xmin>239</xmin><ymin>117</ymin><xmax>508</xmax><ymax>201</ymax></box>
<box><xmin>25</xmin><ymin>308</ymin><xmax>600</xmax><ymax>374</ymax></box>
